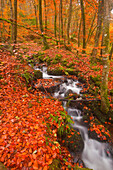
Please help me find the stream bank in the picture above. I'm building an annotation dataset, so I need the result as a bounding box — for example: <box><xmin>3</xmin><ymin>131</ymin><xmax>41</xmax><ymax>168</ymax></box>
<box><xmin>28</xmin><ymin>59</ymin><xmax>113</xmax><ymax>170</ymax></box>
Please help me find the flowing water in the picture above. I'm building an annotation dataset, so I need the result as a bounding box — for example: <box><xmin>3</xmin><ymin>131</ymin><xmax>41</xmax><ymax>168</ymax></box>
<box><xmin>34</xmin><ymin>65</ymin><xmax>113</xmax><ymax>170</ymax></box>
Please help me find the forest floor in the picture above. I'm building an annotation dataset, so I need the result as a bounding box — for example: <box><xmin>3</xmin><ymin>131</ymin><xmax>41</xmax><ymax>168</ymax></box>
<box><xmin>0</xmin><ymin>42</ymin><xmax>113</xmax><ymax>170</ymax></box>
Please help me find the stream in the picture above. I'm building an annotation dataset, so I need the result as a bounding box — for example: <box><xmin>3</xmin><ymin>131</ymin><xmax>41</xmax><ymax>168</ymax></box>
<box><xmin>34</xmin><ymin>65</ymin><xmax>113</xmax><ymax>170</ymax></box>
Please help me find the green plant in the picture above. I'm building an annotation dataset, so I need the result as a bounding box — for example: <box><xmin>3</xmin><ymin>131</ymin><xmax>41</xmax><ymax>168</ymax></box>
<box><xmin>49</xmin><ymin>111</ymin><xmax>73</xmax><ymax>137</ymax></box>
<box><xmin>21</xmin><ymin>71</ymin><xmax>33</xmax><ymax>85</ymax></box>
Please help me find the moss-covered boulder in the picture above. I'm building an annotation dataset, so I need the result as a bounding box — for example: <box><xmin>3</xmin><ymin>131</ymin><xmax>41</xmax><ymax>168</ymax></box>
<box><xmin>65</xmin><ymin>68</ymin><xmax>76</xmax><ymax>75</ymax></box>
<box><xmin>33</xmin><ymin>70</ymin><xmax>42</xmax><ymax>80</ymax></box>
<box><xmin>47</xmin><ymin>67</ymin><xmax>64</xmax><ymax>76</ymax></box>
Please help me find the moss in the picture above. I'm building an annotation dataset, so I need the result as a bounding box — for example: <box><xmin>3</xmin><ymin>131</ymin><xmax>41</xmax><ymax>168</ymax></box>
<box><xmin>0</xmin><ymin>162</ymin><xmax>7</xmax><ymax>170</ymax></box>
<box><xmin>65</xmin><ymin>68</ymin><xmax>76</xmax><ymax>75</ymax></box>
<box><xmin>49</xmin><ymin>159</ymin><xmax>61</xmax><ymax>170</ymax></box>
<box><xmin>47</xmin><ymin>67</ymin><xmax>64</xmax><ymax>75</ymax></box>
<box><xmin>33</xmin><ymin>70</ymin><xmax>42</xmax><ymax>80</ymax></box>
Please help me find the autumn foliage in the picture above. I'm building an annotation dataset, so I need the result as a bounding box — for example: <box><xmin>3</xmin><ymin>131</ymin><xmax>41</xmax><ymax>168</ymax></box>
<box><xmin>0</xmin><ymin>50</ymin><xmax>79</xmax><ymax>169</ymax></box>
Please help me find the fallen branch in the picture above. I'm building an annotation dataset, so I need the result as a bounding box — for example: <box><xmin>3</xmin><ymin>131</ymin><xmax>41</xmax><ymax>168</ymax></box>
<box><xmin>0</xmin><ymin>18</ymin><xmax>60</xmax><ymax>44</ymax></box>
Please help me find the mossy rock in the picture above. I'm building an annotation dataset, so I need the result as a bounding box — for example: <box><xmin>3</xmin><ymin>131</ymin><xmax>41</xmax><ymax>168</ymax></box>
<box><xmin>49</xmin><ymin>159</ymin><xmax>61</xmax><ymax>170</ymax></box>
<box><xmin>47</xmin><ymin>67</ymin><xmax>64</xmax><ymax>76</ymax></box>
<box><xmin>0</xmin><ymin>162</ymin><xmax>7</xmax><ymax>170</ymax></box>
<box><xmin>66</xmin><ymin>68</ymin><xmax>76</xmax><ymax>75</ymax></box>
<box><xmin>58</xmin><ymin>128</ymin><xmax>83</xmax><ymax>155</ymax></box>
<box><xmin>33</xmin><ymin>70</ymin><xmax>42</xmax><ymax>80</ymax></box>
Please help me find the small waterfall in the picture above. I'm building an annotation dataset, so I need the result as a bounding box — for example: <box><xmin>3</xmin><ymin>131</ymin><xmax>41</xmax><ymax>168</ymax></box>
<box><xmin>68</xmin><ymin>108</ymin><xmax>113</xmax><ymax>170</ymax></box>
<box><xmin>82</xmin><ymin>138</ymin><xmax>113</xmax><ymax>170</ymax></box>
<box><xmin>34</xmin><ymin>65</ymin><xmax>113</xmax><ymax>170</ymax></box>
<box><xmin>34</xmin><ymin>65</ymin><xmax>63</xmax><ymax>79</ymax></box>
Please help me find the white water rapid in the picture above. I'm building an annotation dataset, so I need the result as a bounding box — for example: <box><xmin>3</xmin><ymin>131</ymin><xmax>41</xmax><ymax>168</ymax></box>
<box><xmin>34</xmin><ymin>65</ymin><xmax>113</xmax><ymax>170</ymax></box>
<box><xmin>70</xmin><ymin>110</ymin><xmax>113</xmax><ymax>170</ymax></box>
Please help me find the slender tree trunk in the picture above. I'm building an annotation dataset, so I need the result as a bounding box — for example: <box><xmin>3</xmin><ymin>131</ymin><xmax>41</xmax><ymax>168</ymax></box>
<box><xmin>60</xmin><ymin>0</ymin><xmax>63</xmax><ymax>38</ymax></box>
<box><xmin>44</xmin><ymin>0</ymin><xmax>47</xmax><ymax>32</ymax></box>
<box><xmin>109</xmin><ymin>43</ymin><xmax>113</xmax><ymax>60</ymax></box>
<box><xmin>39</xmin><ymin>0</ymin><xmax>49</xmax><ymax>49</ymax></box>
<box><xmin>80</xmin><ymin>0</ymin><xmax>86</xmax><ymax>53</ymax></box>
<box><xmin>0</xmin><ymin>0</ymin><xmax>5</xmax><ymax>42</ymax></box>
<box><xmin>9</xmin><ymin>0</ymin><xmax>14</xmax><ymax>42</ymax></box>
<box><xmin>78</xmin><ymin>17</ymin><xmax>82</xmax><ymax>48</ymax></box>
<box><xmin>86</xmin><ymin>12</ymin><xmax>96</xmax><ymax>44</ymax></box>
<box><xmin>101</xmin><ymin>0</ymin><xmax>110</xmax><ymax>114</ymax></box>
<box><xmin>32</xmin><ymin>0</ymin><xmax>38</xmax><ymax>29</ymax></box>
<box><xmin>67</xmin><ymin>0</ymin><xmax>72</xmax><ymax>44</ymax></box>
<box><xmin>14</xmin><ymin>0</ymin><xmax>17</xmax><ymax>44</ymax></box>
<box><xmin>91</xmin><ymin>0</ymin><xmax>104</xmax><ymax>60</ymax></box>
<box><xmin>59</xmin><ymin>4</ymin><xmax>61</xmax><ymax>44</ymax></box>
<box><xmin>53</xmin><ymin>0</ymin><xmax>57</xmax><ymax>38</ymax></box>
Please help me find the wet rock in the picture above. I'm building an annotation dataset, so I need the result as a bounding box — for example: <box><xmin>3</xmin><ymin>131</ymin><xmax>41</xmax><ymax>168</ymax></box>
<box><xmin>33</xmin><ymin>70</ymin><xmax>42</xmax><ymax>80</ymax></box>
<box><xmin>47</xmin><ymin>67</ymin><xmax>64</xmax><ymax>76</ymax></box>
<box><xmin>64</xmin><ymin>89</ymin><xmax>73</xmax><ymax>97</ymax></box>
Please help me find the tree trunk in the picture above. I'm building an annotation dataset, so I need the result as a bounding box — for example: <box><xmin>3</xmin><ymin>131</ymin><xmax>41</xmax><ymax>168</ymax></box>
<box><xmin>67</xmin><ymin>0</ymin><xmax>72</xmax><ymax>44</ymax></box>
<box><xmin>53</xmin><ymin>0</ymin><xmax>57</xmax><ymax>38</ymax></box>
<box><xmin>44</xmin><ymin>0</ymin><xmax>47</xmax><ymax>32</ymax></box>
<box><xmin>32</xmin><ymin>0</ymin><xmax>38</xmax><ymax>29</ymax></box>
<box><xmin>80</xmin><ymin>0</ymin><xmax>86</xmax><ymax>53</ymax></box>
<box><xmin>60</xmin><ymin>0</ymin><xmax>63</xmax><ymax>38</ymax></box>
<box><xmin>86</xmin><ymin>12</ymin><xmax>96</xmax><ymax>44</ymax></box>
<box><xmin>109</xmin><ymin>43</ymin><xmax>113</xmax><ymax>60</ymax></box>
<box><xmin>59</xmin><ymin>4</ymin><xmax>61</xmax><ymax>44</ymax></box>
<box><xmin>14</xmin><ymin>0</ymin><xmax>17</xmax><ymax>44</ymax></box>
<box><xmin>9</xmin><ymin>0</ymin><xmax>14</xmax><ymax>42</ymax></box>
<box><xmin>0</xmin><ymin>0</ymin><xmax>5</xmax><ymax>42</ymax></box>
<box><xmin>78</xmin><ymin>17</ymin><xmax>82</xmax><ymax>48</ymax></box>
<box><xmin>101</xmin><ymin>0</ymin><xmax>110</xmax><ymax>114</ymax></box>
<box><xmin>91</xmin><ymin>0</ymin><xmax>104</xmax><ymax>60</ymax></box>
<box><xmin>39</xmin><ymin>0</ymin><xmax>49</xmax><ymax>49</ymax></box>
